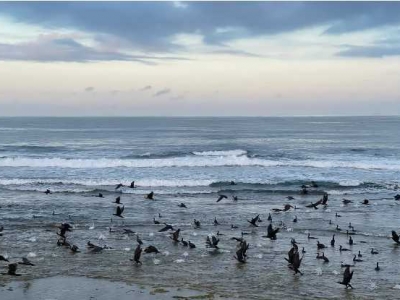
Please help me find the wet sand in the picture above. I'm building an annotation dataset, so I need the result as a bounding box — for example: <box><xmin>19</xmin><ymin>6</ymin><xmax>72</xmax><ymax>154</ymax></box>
<box><xmin>0</xmin><ymin>276</ymin><xmax>216</xmax><ymax>300</ymax></box>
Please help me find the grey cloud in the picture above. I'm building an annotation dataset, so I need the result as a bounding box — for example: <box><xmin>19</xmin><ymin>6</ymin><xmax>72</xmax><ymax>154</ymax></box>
<box><xmin>140</xmin><ymin>85</ymin><xmax>152</xmax><ymax>91</ymax></box>
<box><xmin>337</xmin><ymin>45</ymin><xmax>400</xmax><ymax>58</ymax></box>
<box><xmin>153</xmin><ymin>88</ymin><xmax>171</xmax><ymax>97</ymax></box>
<box><xmin>0</xmin><ymin>35</ymin><xmax>189</xmax><ymax>63</ymax></box>
<box><xmin>0</xmin><ymin>2</ymin><xmax>399</xmax><ymax>53</ymax></box>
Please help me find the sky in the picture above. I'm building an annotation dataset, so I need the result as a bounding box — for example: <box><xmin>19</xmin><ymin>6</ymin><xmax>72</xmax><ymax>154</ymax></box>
<box><xmin>0</xmin><ymin>1</ymin><xmax>399</xmax><ymax>116</ymax></box>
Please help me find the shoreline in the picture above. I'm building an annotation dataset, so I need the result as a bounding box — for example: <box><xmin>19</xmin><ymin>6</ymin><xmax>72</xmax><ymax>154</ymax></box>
<box><xmin>0</xmin><ymin>275</ymin><xmax>218</xmax><ymax>300</ymax></box>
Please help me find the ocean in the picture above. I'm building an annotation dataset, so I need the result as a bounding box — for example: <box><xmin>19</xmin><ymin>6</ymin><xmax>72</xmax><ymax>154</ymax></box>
<box><xmin>0</xmin><ymin>116</ymin><xmax>400</xmax><ymax>299</ymax></box>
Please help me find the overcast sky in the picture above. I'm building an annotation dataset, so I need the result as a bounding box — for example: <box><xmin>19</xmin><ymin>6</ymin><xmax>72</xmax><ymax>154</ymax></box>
<box><xmin>0</xmin><ymin>1</ymin><xmax>399</xmax><ymax>116</ymax></box>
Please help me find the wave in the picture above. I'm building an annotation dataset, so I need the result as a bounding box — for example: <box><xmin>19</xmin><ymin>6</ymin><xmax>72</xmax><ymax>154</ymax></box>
<box><xmin>1</xmin><ymin>156</ymin><xmax>400</xmax><ymax>171</ymax></box>
<box><xmin>0</xmin><ymin>145</ymin><xmax>66</xmax><ymax>153</ymax></box>
<box><xmin>0</xmin><ymin>178</ymin><xmax>214</xmax><ymax>188</ymax></box>
<box><xmin>192</xmin><ymin>149</ymin><xmax>247</xmax><ymax>156</ymax></box>
<box><xmin>0</xmin><ymin>178</ymin><xmax>389</xmax><ymax>190</ymax></box>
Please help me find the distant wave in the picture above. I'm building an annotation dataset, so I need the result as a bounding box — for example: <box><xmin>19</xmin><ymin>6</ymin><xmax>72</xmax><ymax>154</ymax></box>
<box><xmin>0</xmin><ymin>178</ymin><xmax>389</xmax><ymax>190</ymax></box>
<box><xmin>1</xmin><ymin>155</ymin><xmax>400</xmax><ymax>170</ymax></box>
<box><xmin>192</xmin><ymin>149</ymin><xmax>247</xmax><ymax>156</ymax></box>
<box><xmin>0</xmin><ymin>145</ymin><xmax>66</xmax><ymax>153</ymax></box>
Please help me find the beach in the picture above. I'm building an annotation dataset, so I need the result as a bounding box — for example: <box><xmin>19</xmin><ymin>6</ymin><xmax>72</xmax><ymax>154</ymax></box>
<box><xmin>1</xmin><ymin>116</ymin><xmax>400</xmax><ymax>299</ymax></box>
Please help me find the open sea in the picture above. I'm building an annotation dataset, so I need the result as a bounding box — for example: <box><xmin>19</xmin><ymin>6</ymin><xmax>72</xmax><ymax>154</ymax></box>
<box><xmin>1</xmin><ymin>116</ymin><xmax>400</xmax><ymax>299</ymax></box>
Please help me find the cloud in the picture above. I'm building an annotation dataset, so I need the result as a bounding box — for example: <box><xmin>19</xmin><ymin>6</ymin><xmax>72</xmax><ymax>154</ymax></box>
<box><xmin>153</xmin><ymin>88</ymin><xmax>171</xmax><ymax>97</ymax></box>
<box><xmin>140</xmin><ymin>85</ymin><xmax>152</xmax><ymax>91</ymax></box>
<box><xmin>0</xmin><ymin>34</ymin><xmax>190</xmax><ymax>63</ymax></box>
<box><xmin>337</xmin><ymin>45</ymin><xmax>400</xmax><ymax>58</ymax></box>
<box><xmin>170</xmin><ymin>95</ymin><xmax>184</xmax><ymax>101</ymax></box>
<box><xmin>1</xmin><ymin>2</ymin><xmax>399</xmax><ymax>53</ymax></box>
<box><xmin>85</xmin><ymin>87</ymin><xmax>94</xmax><ymax>92</ymax></box>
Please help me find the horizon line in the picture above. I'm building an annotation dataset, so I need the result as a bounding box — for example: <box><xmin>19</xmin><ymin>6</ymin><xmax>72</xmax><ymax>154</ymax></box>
<box><xmin>0</xmin><ymin>115</ymin><xmax>399</xmax><ymax>118</ymax></box>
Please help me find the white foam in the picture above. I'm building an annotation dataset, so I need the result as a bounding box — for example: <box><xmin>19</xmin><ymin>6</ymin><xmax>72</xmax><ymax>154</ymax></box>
<box><xmin>315</xmin><ymin>267</ymin><xmax>323</xmax><ymax>276</ymax></box>
<box><xmin>98</xmin><ymin>234</ymin><xmax>106</xmax><ymax>240</ymax></box>
<box><xmin>393</xmin><ymin>284</ymin><xmax>400</xmax><ymax>290</ymax></box>
<box><xmin>124</xmin><ymin>248</ymin><xmax>130</xmax><ymax>251</ymax></box>
<box><xmin>174</xmin><ymin>259</ymin><xmax>185</xmax><ymax>263</ymax></box>
<box><xmin>1</xmin><ymin>156</ymin><xmax>399</xmax><ymax>170</ymax></box>
<box><xmin>192</xmin><ymin>149</ymin><xmax>247</xmax><ymax>156</ymax></box>
<box><xmin>28</xmin><ymin>237</ymin><xmax>37</xmax><ymax>242</ymax></box>
<box><xmin>182</xmin><ymin>252</ymin><xmax>189</xmax><ymax>257</ymax></box>
<box><xmin>339</xmin><ymin>180</ymin><xmax>363</xmax><ymax>186</ymax></box>
<box><xmin>153</xmin><ymin>258</ymin><xmax>161</xmax><ymax>265</ymax></box>
<box><xmin>27</xmin><ymin>252</ymin><xmax>36</xmax><ymax>258</ymax></box>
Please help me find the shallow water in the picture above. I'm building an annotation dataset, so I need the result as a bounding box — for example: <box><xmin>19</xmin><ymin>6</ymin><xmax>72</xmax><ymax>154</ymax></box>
<box><xmin>1</xmin><ymin>117</ymin><xmax>400</xmax><ymax>299</ymax></box>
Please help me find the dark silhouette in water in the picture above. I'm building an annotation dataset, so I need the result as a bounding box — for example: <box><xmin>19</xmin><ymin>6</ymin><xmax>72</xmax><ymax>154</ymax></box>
<box><xmin>311</xmin><ymin>181</ymin><xmax>318</xmax><ymax>188</ymax></box>
<box><xmin>300</xmin><ymin>186</ymin><xmax>308</xmax><ymax>195</ymax></box>
<box><xmin>216</xmin><ymin>195</ymin><xmax>228</xmax><ymax>202</ymax></box>
<box><xmin>144</xmin><ymin>245</ymin><xmax>159</xmax><ymax>254</ymax></box>
<box><xmin>339</xmin><ymin>245</ymin><xmax>350</xmax><ymax>252</ymax></box>
<box><xmin>395</xmin><ymin>194</ymin><xmax>400</xmax><ymax>200</ymax></box>
<box><xmin>193</xmin><ymin>219</ymin><xmax>201</xmax><ymax>228</ymax></box>
<box><xmin>267</xmin><ymin>213</ymin><xmax>272</xmax><ymax>221</ymax></box>
<box><xmin>338</xmin><ymin>266</ymin><xmax>354</xmax><ymax>288</ymax></box>
<box><xmin>306</xmin><ymin>200</ymin><xmax>322</xmax><ymax>210</ymax></box>
<box><xmin>18</xmin><ymin>257</ymin><xmax>35</xmax><ymax>266</ymax></box>
<box><xmin>0</xmin><ymin>255</ymin><xmax>9</xmax><ymax>262</ymax></box>
<box><xmin>353</xmin><ymin>255</ymin><xmax>363</xmax><ymax>262</ymax></box>
<box><xmin>115</xmin><ymin>183</ymin><xmax>123</xmax><ymax>190</ymax></box>
<box><xmin>375</xmin><ymin>262</ymin><xmax>380</xmax><ymax>271</ymax></box>
<box><xmin>206</xmin><ymin>235</ymin><xmax>220</xmax><ymax>249</ymax></box>
<box><xmin>70</xmin><ymin>245</ymin><xmax>80</xmax><ymax>253</ymax></box>
<box><xmin>159</xmin><ymin>223</ymin><xmax>174</xmax><ymax>232</ymax></box>
<box><xmin>316</xmin><ymin>252</ymin><xmax>329</xmax><ymax>263</ymax></box>
<box><xmin>146</xmin><ymin>192</ymin><xmax>154</xmax><ymax>200</ymax></box>
<box><xmin>153</xmin><ymin>217</ymin><xmax>160</xmax><ymax>225</ymax></box>
<box><xmin>331</xmin><ymin>234</ymin><xmax>335</xmax><ymax>247</ymax></box>
<box><xmin>136</xmin><ymin>234</ymin><xmax>143</xmax><ymax>245</ymax></box>
<box><xmin>349</xmin><ymin>236</ymin><xmax>353</xmax><ymax>246</ymax></box>
<box><xmin>293</xmin><ymin>215</ymin><xmax>297</xmax><ymax>223</ymax></box>
<box><xmin>188</xmin><ymin>241</ymin><xmax>196</xmax><ymax>248</ymax></box>
<box><xmin>272</xmin><ymin>204</ymin><xmax>293</xmax><ymax>212</ymax></box>
<box><xmin>178</xmin><ymin>203</ymin><xmax>187</xmax><ymax>208</ymax></box>
<box><xmin>342</xmin><ymin>199</ymin><xmax>353</xmax><ymax>204</ymax></box>
<box><xmin>97</xmin><ymin>193</ymin><xmax>104</xmax><ymax>198</ymax></box>
<box><xmin>265</xmin><ymin>223</ymin><xmax>279</xmax><ymax>240</ymax></box>
<box><xmin>235</xmin><ymin>240</ymin><xmax>249</xmax><ymax>263</ymax></box>
<box><xmin>113</xmin><ymin>205</ymin><xmax>124</xmax><ymax>218</ymax></box>
<box><xmin>230</xmin><ymin>181</ymin><xmax>236</xmax><ymax>185</ymax></box>
<box><xmin>286</xmin><ymin>196</ymin><xmax>295</xmax><ymax>200</ymax></box>
<box><xmin>58</xmin><ymin>223</ymin><xmax>72</xmax><ymax>238</ymax></box>
<box><xmin>170</xmin><ymin>229</ymin><xmax>181</xmax><ymax>242</ymax></box>
<box><xmin>4</xmin><ymin>263</ymin><xmax>21</xmax><ymax>276</ymax></box>
<box><xmin>361</xmin><ymin>199</ymin><xmax>369</xmax><ymax>205</ymax></box>
<box><xmin>181</xmin><ymin>238</ymin><xmax>188</xmax><ymax>247</ymax></box>
<box><xmin>45</xmin><ymin>189</ymin><xmax>51</xmax><ymax>194</ymax></box>
<box><xmin>130</xmin><ymin>181</ymin><xmax>135</xmax><ymax>188</ymax></box>
<box><xmin>114</xmin><ymin>196</ymin><xmax>122</xmax><ymax>204</ymax></box>
<box><xmin>392</xmin><ymin>231</ymin><xmax>400</xmax><ymax>244</ymax></box>
<box><xmin>132</xmin><ymin>244</ymin><xmax>142</xmax><ymax>264</ymax></box>
<box><xmin>371</xmin><ymin>248</ymin><xmax>379</xmax><ymax>254</ymax></box>
<box><xmin>291</xmin><ymin>251</ymin><xmax>303</xmax><ymax>275</ymax></box>
<box><xmin>214</xmin><ymin>217</ymin><xmax>220</xmax><ymax>226</ymax></box>
<box><xmin>285</xmin><ymin>243</ymin><xmax>298</xmax><ymax>265</ymax></box>
<box><xmin>317</xmin><ymin>241</ymin><xmax>326</xmax><ymax>249</ymax></box>
<box><xmin>321</xmin><ymin>193</ymin><xmax>328</xmax><ymax>205</ymax></box>
<box><xmin>247</xmin><ymin>214</ymin><xmax>260</xmax><ymax>227</ymax></box>
<box><xmin>308</xmin><ymin>233</ymin><xmax>317</xmax><ymax>240</ymax></box>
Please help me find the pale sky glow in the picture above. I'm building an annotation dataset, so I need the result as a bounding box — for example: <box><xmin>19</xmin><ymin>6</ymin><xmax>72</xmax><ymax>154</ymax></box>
<box><xmin>0</xmin><ymin>1</ymin><xmax>399</xmax><ymax>116</ymax></box>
